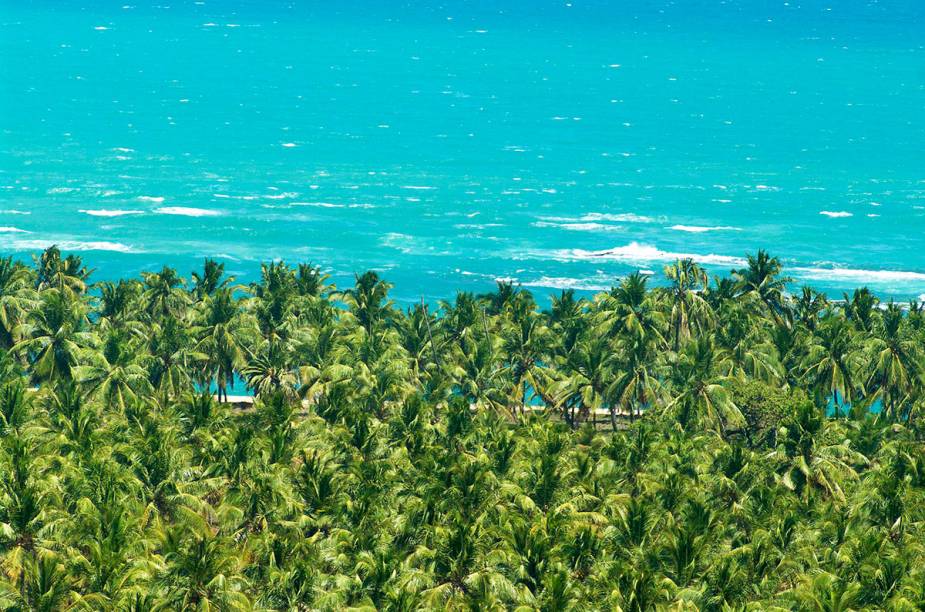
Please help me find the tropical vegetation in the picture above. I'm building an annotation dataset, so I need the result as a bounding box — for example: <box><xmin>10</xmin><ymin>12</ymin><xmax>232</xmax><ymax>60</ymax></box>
<box><xmin>0</xmin><ymin>245</ymin><xmax>924</xmax><ymax>609</ymax></box>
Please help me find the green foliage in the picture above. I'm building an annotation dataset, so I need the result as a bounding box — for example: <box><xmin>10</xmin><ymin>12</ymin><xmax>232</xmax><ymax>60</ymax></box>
<box><xmin>0</xmin><ymin>247</ymin><xmax>921</xmax><ymax>609</ymax></box>
<box><xmin>728</xmin><ymin>379</ymin><xmax>811</xmax><ymax>447</ymax></box>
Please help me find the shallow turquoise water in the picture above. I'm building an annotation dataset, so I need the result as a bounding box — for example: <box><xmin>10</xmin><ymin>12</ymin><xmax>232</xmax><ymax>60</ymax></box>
<box><xmin>2</xmin><ymin>1</ymin><xmax>924</xmax><ymax>302</ymax></box>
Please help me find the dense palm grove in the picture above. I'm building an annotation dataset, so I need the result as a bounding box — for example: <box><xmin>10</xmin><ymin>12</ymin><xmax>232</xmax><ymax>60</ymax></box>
<box><xmin>0</xmin><ymin>246</ymin><xmax>924</xmax><ymax>609</ymax></box>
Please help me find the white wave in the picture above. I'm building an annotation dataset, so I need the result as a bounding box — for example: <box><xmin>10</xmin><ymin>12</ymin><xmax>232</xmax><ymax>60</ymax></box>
<box><xmin>793</xmin><ymin>266</ymin><xmax>925</xmax><ymax>283</ymax></box>
<box><xmin>533</xmin><ymin>221</ymin><xmax>624</xmax><ymax>232</ymax></box>
<box><xmin>544</xmin><ymin>242</ymin><xmax>746</xmax><ymax>267</ymax></box>
<box><xmin>670</xmin><ymin>225</ymin><xmax>740</xmax><ymax>233</ymax></box>
<box><xmin>281</xmin><ymin>142</ymin><xmax>297</xmax><ymax>148</ymax></box>
<box><xmin>9</xmin><ymin>239</ymin><xmax>134</xmax><ymax>253</ymax></box>
<box><xmin>291</xmin><ymin>202</ymin><xmax>345</xmax><ymax>208</ymax></box>
<box><xmin>154</xmin><ymin>207</ymin><xmax>221</xmax><ymax>217</ymax></box>
<box><xmin>212</xmin><ymin>194</ymin><xmax>258</xmax><ymax>201</ymax></box>
<box><xmin>401</xmin><ymin>185</ymin><xmax>436</xmax><ymax>190</ymax></box>
<box><xmin>0</xmin><ymin>210</ymin><xmax>30</xmax><ymax>215</ymax></box>
<box><xmin>137</xmin><ymin>196</ymin><xmax>165</xmax><ymax>203</ymax></box>
<box><xmin>80</xmin><ymin>209</ymin><xmax>145</xmax><ymax>217</ymax></box>
<box><xmin>453</xmin><ymin>223</ymin><xmax>504</xmax><ymax>230</ymax></box>
<box><xmin>819</xmin><ymin>210</ymin><xmax>853</xmax><ymax>218</ymax></box>
<box><xmin>581</xmin><ymin>212</ymin><xmax>654</xmax><ymax>223</ymax></box>
<box><xmin>94</xmin><ymin>25</ymin><xmax>109</xmax><ymax>31</ymax></box>
<box><xmin>112</xmin><ymin>147</ymin><xmax>134</xmax><ymax>153</ymax></box>
<box><xmin>539</xmin><ymin>212</ymin><xmax>654</xmax><ymax>224</ymax></box>
<box><xmin>521</xmin><ymin>276</ymin><xmax>611</xmax><ymax>291</ymax></box>
<box><xmin>48</xmin><ymin>187</ymin><xmax>77</xmax><ymax>194</ymax></box>
<box><xmin>263</xmin><ymin>192</ymin><xmax>299</xmax><ymax>200</ymax></box>
<box><xmin>380</xmin><ymin>233</ymin><xmax>415</xmax><ymax>254</ymax></box>
<box><xmin>0</xmin><ymin>227</ymin><xmax>28</xmax><ymax>233</ymax></box>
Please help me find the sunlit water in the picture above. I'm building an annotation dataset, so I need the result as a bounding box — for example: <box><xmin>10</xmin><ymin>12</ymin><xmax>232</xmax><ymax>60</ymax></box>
<box><xmin>2</xmin><ymin>0</ymin><xmax>924</xmax><ymax>302</ymax></box>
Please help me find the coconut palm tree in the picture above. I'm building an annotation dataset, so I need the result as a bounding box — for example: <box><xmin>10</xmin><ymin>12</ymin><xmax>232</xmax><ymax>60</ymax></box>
<box><xmin>13</xmin><ymin>290</ymin><xmax>94</xmax><ymax>383</ymax></box>
<box><xmin>74</xmin><ymin>328</ymin><xmax>153</xmax><ymax>412</ymax></box>
<box><xmin>663</xmin><ymin>258</ymin><xmax>712</xmax><ymax>351</ymax></box>
<box><xmin>733</xmin><ymin>250</ymin><xmax>791</xmax><ymax>327</ymax></box>
<box><xmin>865</xmin><ymin>302</ymin><xmax>921</xmax><ymax>421</ymax></box>
<box><xmin>142</xmin><ymin>266</ymin><xmax>190</xmax><ymax>321</ymax></box>
<box><xmin>34</xmin><ymin>246</ymin><xmax>92</xmax><ymax>296</ymax></box>
<box><xmin>0</xmin><ymin>249</ymin><xmax>919</xmax><ymax>610</ymax></box>
<box><xmin>191</xmin><ymin>258</ymin><xmax>233</xmax><ymax>299</ymax></box>
<box><xmin>607</xmin><ymin>335</ymin><xmax>663</xmax><ymax>427</ymax></box>
<box><xmin>195</xmin><ymin>288</ymin><xmax>251</xmax><ymax>402</ymax></box>
<box><xmin>0</xmin><ymin>258</ymin><xmax>36</xmax><ymax>350</ymax></box>
<box><xmin>803</xmin><ymin>315</ymin><xmax>864</xmax><ymax>416</ymax></box>
<box><xmin>669</xmin><ymin>337</ymin><xmax>743</xmax><ymax>436</ymax></box>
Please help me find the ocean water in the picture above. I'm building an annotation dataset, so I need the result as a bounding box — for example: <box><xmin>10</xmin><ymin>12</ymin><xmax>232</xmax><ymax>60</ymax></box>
<box><xmin>2</xmin><ymin>0</ymin><xmax>924</xmax><ymax>303</ymax></box>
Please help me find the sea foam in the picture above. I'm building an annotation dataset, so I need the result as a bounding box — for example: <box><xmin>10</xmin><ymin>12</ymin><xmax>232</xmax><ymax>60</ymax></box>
<box><xmin>670</xmin><ymin>225</ymin><xmax>740</xmax><ymax>233</ymax></box>
<box><xmin>533</xmin><ymin>221</ymin><xmax>624</xmax><ymax>233</ymax></box>
<box><xmin>793</xmin><ymin>267</ymin><xmax>925</xmax><ymax>283</ymax></box>
<box><xmin>544</xmin><ymin>242</ymin><xmax>746</xmax><ymax>267</ymax></box>
<box><xmin>154</xmin><ymin>207</ymin><xmax>221</xmax><ymax>217</ymax></box>
<box><xmin>9</xmin><ymin>239</ymin><xmax>135</xmax><ymax>253</ymax></box>
<box><xmin>80</xmin><ymin>209</ymin><xmax>145</xmax><ymax>217</ymax></box>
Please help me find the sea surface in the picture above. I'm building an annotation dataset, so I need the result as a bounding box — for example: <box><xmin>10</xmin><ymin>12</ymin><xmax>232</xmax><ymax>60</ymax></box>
<box><xmin>2</xmin><ymin>0</ymin><xmax>924</xmax><ymax>302</ymax></box>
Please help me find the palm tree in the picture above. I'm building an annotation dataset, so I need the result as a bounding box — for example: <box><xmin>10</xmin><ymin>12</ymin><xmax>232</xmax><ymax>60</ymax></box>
<box><xmin>13</xmin><ymin>290</ymin><xmax>94</xmax><ymax>383</ymax></box>
<box><xmin>195</xmin><ymin>288</ymin><xmax>251</xmax><ymax>402</ymax></box>
<box><xmin>142</xmin><ymin>266</ymin><xmax>190</xmax><ymax>321</ymax></box>
<box><xmin>595</xmin><ymin>272</ymin><xmax>664</xmax><ymax>346</ymax></box>
<box><xmin>733</xmin><ymin>250</ymin><xmax>791</xmax><ymax>327</ymax></box>
<box><xmin>0</xmin><ymin>258</ymin><xmax>36</xmax><ymax>350</ymax></box>
<box><xmin>669</xmin><ymin>337</ymin><xmax>743</xmax><ymax>436</ymax></box>
<box><xmin>34</xmin><ymin>246</ymin><xmax>92</xmax><ymax>295</ymax></box>
<box><xmin>843</xmin><ymin>287</ymin><xmax>878</xmax><ymax>333</ymax></box>
<box><xmin>242</xmin><ymin>340</ymin><xmax>298</xmax><ymax>399</ymax></box>
<box><xmin>803</xmin><ymin>315</ymin><xmax>864</xmax><ymax>416</ymax></box>
<box><xmin>74</xmin><ymin>329</ymin><xmax>153</xmax><ymax>412</ymax></box>
<box><xmin>663</xmin><ymin>259</ymin><xmax>712</xmax><ymax>351</ymax></box>
<box><xmin>607</xmin><ymin>335</ymin><xmax>663</xmax><ymax>427</ymax></box>
<box><xmin>550</xmin><ymin>334</ymin><xmax>614</xmax><ymax>427</ymax></box>
<box><xmin>865</xmin><ymin>302</ymin><xmax>920</xmax><ymax>421</ymax></box>
<box><xmin>191</xmin><ymin>258</ymin><xmax>233</xmax><ymax>298</ymax></box>
<box><xmin>500</xmin><ymin>304</ymin><xmax>549</xmax><ymax>418</ymax></box>
<box><xmin>97</xmin><ymin>279</ymin><xmax>143</xmax><ymax>332</ymax></box>
<box><xmin>341</xmin><ymin>271</ymin><xmax>395</xmax><ymax>334</ymax></box>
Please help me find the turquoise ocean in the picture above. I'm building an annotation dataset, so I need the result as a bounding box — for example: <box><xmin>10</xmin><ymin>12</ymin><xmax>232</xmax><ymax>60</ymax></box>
<box><xmin>2</xmin><ymin>0</ymin><xmax>924</xmax><ymax>303</ymax></box>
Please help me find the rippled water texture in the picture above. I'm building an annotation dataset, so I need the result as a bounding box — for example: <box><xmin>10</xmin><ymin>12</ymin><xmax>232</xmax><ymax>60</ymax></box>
<box><xmin>2</xmin><ymin>0</ymin><xmax>924</xmax><ymax>301</ymax></box>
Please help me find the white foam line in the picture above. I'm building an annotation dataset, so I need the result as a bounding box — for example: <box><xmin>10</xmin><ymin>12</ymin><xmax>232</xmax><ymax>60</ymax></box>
<box><xmin>540</xmin><ymin>213</ymin><xmax>655</xmax><ymax>224</ymax></box>
<box><xmin>544</xmin><ymin>242</ymin><xmax>746</xmax><ymax>267</ymax></box>
<box><xmin>80</xmin><ymin>209</ymin><xmax>145</xmax><ymax>217</ymax></box>
<box><xmin>291</xmin><ymin>202</ymin><xmax>346</xmax><ymax>208</ymax></box>
<box><xmin>819</xmin><ymin>210</ymin><xmax>853</xmax><ymax>218</ymax></box>
<box><xmin>521</xmin><ymin>276</ymin><xmax>612</xmax><ymax>291</ymax></box>
<box><xmin>8</xmin><ymin>239</ymin><xmax>135</xmax><ymax>253</ymax></box>
<box><xmin>137</xmin><ymin>196</ymin><xmax>165</xmax><ymax>203</ymax></box>
<box><xmin>0</xmin><ymin>227</ymin><xmax>28</xmax><ymax>233</ymax></box>
<box><xmin>154</xmin><ymin>207</ymin><xmax>221</xmax><ymax>217</ymax></box>
<box><xmin>669</xmin><ymin>225</ymin><xmax>741</xmax><ymax>233</ymax></box>
<box><xmin>793</xmin><ymin>267</ymin><xmax>925</xmax><ymax>283</ymax></box>
<box><xmin>533</xmin><ymin>221</ymin><xmax>624</xmax><ymax>232</ymax></box>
